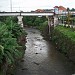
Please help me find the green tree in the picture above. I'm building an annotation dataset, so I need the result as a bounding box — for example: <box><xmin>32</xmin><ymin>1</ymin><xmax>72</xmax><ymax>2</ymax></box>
<box><xmin>23</xmin><ymin>16</ymin><xmax>47</xmax><ymax>26</ymax></box>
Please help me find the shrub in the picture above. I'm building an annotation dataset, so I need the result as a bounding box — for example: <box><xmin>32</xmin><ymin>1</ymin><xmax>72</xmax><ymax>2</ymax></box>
<box><xmin>51</xmin><ymin>25</ymin><xmax>75</xmax><ymax>62</ymax></box>
<box><xmin>0</xmin><ymin>17</ymin><xmax>27</xmax><ymax>65</ymax></box>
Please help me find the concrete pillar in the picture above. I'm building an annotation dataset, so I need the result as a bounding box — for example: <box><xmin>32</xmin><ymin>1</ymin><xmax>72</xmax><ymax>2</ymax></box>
<box><xmin>17</xmin><ymin>16</ymin><xmax>23</xmax><ymax>27</ymax></box>
<box><xmin>53</xmin><ymin>15</ymin><xmax>59</xmax><ymax>27</ymax></box>
<box><xmin>51</xmin><ymin>17</ymin><xmax>54</xmax><ymax>26</ymax></box>
<box><xmin>48</xmin><ymin>16</ymin><xmax>51</xmax><ymax>34</ymax></box>
<box><xmin>48</xmin><ymin>16</ymin><xmax>54</xmax><ymax>34</ymax></box>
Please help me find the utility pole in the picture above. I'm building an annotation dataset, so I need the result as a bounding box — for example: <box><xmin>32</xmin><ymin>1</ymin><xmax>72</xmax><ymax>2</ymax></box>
<box><xmin>10</xmin><ymin>0</ymin><xmax>12</xmax><ymax>12</ymax></box>
<box><xmin>10</xmin><ymin>0</ymin><xmax>12</xmax><ymax>32</ymax></box>
<box><xmin>67</xmin><ymin>8</ymin><xmax>70</xmax><ymax>26</ymax></box>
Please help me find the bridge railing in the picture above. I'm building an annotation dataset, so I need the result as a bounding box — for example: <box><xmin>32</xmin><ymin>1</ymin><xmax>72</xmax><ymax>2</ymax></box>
<box><xmin>0</xmin><ymin>12</ymin><xmax>54</xmax><ymax>16</ymax></box>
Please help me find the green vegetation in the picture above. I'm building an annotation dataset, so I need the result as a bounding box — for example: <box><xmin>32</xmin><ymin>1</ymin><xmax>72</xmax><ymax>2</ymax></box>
<box><xmin>23</xmin><ymin>16</ymin><xmax>47</xmax><ymax>27</ymax></box>
<box><xmin>51</xmin><ymin>25</ymin><xmax>75</xmax><ymax>61</ymax></box>
<box><xmin>23</xmin><ymin>16</ymin><xmax>49</xmax><ymax>37</ymax></box>
<box><xmin>0</xmin><ymin>17</ymin><xmax>27</xmax><ymax>74</ymax></box>
<box><xmin>37</xmin><ymin>21</ymin><xmax>49</xmax><ymax>37</ymax></box>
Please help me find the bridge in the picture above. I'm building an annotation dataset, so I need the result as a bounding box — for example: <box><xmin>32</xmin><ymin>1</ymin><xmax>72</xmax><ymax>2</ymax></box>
<box><xmin>0</xmin><ymin>12</ymin><xmax>56</xmax><ymax>31</ymax></box>
<box><xmin>0</xmin><ymin>11</ymin><xmax>75</xmax><ymax>34</ymax></box>
<box><xmin>0</xmin><ymin>11</ymin><xmax>75</xmax><ymax>16</ymax></box>
<box><xmin>0</xmin><ymin>12</ymin><xmax>54</xmax><ymax>16</ymax></box>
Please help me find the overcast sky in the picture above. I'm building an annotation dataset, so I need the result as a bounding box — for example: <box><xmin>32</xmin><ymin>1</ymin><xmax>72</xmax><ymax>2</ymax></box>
<box><xmin>0</xmin><ymin>0</ymin><xmax>75</xmax><ymax>12</ymax></box>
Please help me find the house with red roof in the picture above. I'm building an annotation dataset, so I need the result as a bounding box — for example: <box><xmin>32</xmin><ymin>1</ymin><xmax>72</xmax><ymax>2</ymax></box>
<box><xmin>54</xmin><ymin>6</ymin><xmax>67</xmax><ymax>14</ymax></box>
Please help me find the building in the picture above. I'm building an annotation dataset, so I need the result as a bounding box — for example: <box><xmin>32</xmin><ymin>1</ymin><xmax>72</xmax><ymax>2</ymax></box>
<box><xmin>35</xmin><ymin>9</ymin><xmax>44</xmax><ymax>12</ymax></box>
<box><xmin>43</xmin><ymin>9</ymin><xmax>54</xmax><ymax>12</ymax></box>
<box><xmin>35</xmin><ymin>9</ymin><xmax>54</xmax><ymax>13</ymax></box>
<box><xmin>54</xmin><ymin>6</ymin><xmax>67</xmax><ymax>14</ymax></box>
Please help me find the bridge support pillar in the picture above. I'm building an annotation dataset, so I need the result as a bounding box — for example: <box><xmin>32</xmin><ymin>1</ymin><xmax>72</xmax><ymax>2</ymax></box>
<box><xmin>17</xmin><ymin>16</ymin><xmax>23</xmax><ymax>27</ymax></box>
<box><xmin>53</xmin><ymin>15</ymin><xmax>59</xmax><ymax>26</ymax></box>
<box><xmin>48</xmin><ymin>16</ymin><xmax>51</xmax><ymax>34</ymax></box>
<box><xmin>48</xmin><ymin>16</ymin><xmax>54</xmax><ymax>34</ymax></box>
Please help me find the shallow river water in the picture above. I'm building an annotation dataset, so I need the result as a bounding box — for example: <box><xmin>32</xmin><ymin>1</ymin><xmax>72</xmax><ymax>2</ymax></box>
<box><xmin>15</xmin><ymin>28</ymin><xmax>75</xmax><ymax>75</ymax></box>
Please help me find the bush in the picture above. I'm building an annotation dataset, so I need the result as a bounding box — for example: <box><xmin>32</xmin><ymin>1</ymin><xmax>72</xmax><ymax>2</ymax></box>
<box><xmin>38</xmin><ymin>21</ymin><xmax>48</xmax><ymax>30</ymax></box>
<box><xmin>0</xmin><ymin>17</ymin><xmax>27</xmax><ymax>74</ymax></box>
<box><xmin>51</xmin><ymin>25</ymin><xmax>75</xmax><ymax>62</ymax></box>
<box><xmin>23</xmin><ymin>16</ymin><xmax>47</xmax><ymax>27</ymax></box>
<box><xmin>37</xmin><ymin>21</ymin><xmax>49</xmax><ymax>38</ymax></box>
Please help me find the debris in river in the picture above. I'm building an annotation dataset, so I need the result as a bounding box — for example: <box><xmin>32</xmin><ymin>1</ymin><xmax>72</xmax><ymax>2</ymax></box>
<box><xmin>21</xmin><ymin>68</ymin><xmax>28</xmax><ymax>70</ymax></box>
<box><xmin>40</xmin><ymin>48</ymin><xmax>42</xmax><ymax>50</ymax></box>
<box><xmin>33</xmin><ymin>62</ymin><xmax>39</xmax><ymax>65</ymax></box>
<box><xmin>35</xmin><ymin>53</ymin><xmax>38</xmax><ymax>54</ymax></box>
<box><xmin>21</xmin><ymin>59</ymin><xmax>24</xmax><ymax>62</ymax></box>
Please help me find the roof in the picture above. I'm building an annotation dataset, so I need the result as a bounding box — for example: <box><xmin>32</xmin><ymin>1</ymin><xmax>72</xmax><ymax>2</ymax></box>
<box><xmin>59</xmin><ymin>6</ymin><xmax>67</xmax><ymax>11</ymax></box>
<box><xmin>54</xmin><ymin>6</ymin><xmax>67</xmax><ymax>11</ymax></box>
<box><xmin>35</xmin><ymin>9</ymin><xmax>44</xmax><ymax>12</ymax></box>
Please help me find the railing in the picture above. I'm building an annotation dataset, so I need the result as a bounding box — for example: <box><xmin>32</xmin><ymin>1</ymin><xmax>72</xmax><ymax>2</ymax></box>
<box><xmin>0</xmin><ymin>12</ymin><xmax>54</xmax><ymax>16</ymax></box>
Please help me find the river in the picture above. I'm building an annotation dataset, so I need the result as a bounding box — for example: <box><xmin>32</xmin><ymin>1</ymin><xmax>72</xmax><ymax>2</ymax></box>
<box><xmin>15</xmin><ymin>28</ymin><xmax>75</xmax><ymax>75</ymax></box>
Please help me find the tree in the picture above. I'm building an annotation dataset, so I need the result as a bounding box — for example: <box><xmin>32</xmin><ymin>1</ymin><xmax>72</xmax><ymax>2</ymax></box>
<box><xmin>23</xmin><ymin>16</ymin><xmax>47</xmax><ymax>26</ymax></box>
<box><xmin>71</xmin><ymin>8</ymin><xmax>75</xmax><ymax>11</ymax></box>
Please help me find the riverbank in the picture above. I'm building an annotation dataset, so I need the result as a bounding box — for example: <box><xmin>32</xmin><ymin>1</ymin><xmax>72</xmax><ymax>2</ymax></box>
<box><xmin>0</xmin><ymin>18</ymin><xmax>27</xmax><ymax>75</ymax></box>
<box><xmin>50</xmin><ymin>25</ymin><xmax>75</xmax><ymax>63</ymax></box>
